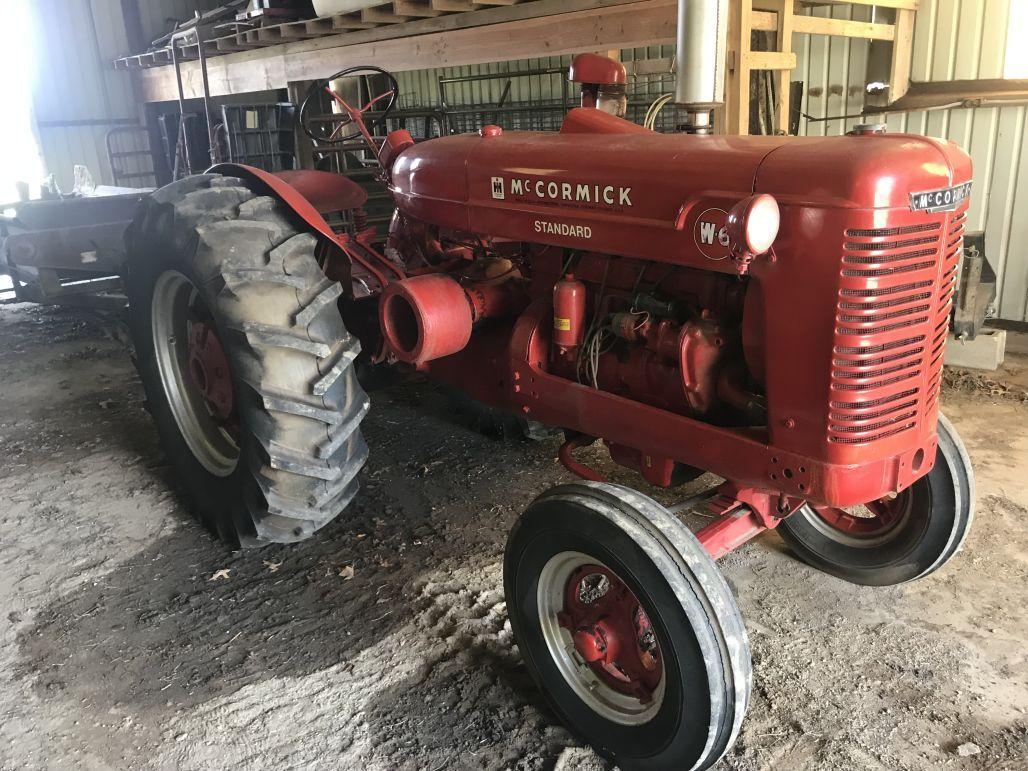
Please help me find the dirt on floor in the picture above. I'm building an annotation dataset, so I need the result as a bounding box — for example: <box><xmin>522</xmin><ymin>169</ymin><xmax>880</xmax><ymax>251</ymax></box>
<box><xmin>0</xmin><ymin>301</ymin><xmax>1025</xmax><ymax>771</ymax></box>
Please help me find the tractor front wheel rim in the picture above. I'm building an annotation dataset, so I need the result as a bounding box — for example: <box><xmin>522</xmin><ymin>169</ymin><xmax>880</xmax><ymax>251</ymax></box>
<box><xmin>802</xmin><ymin>489</ymin><xmax>914</xmax><ymax>548</ymax></box>
<box><xmin>151</xmin><ymin>270</ymin><xmax>240</xmax><ymax>477</ymax></box>
<box><xmin>537</xmin><ymin>551</ymin><xmax>665</xmax><ymax>725</ymax></box>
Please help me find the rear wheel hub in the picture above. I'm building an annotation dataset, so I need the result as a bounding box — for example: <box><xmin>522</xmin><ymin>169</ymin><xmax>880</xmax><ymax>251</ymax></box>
<box><xmin>151</xmin><ymin>270</ymin><xmax>240</xmax><ymax>477</ymax></box>
<box><xmin>188</xmin><ymin>322</ymin><xmax>234</xmax><ymax>421</ymax></box>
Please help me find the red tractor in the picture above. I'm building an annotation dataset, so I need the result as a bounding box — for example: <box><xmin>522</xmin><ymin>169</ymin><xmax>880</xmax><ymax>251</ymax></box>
<box><xmin>124</xmin><ymin>56</ymin><xmax>974</xmax><ymax>770</ymax></box>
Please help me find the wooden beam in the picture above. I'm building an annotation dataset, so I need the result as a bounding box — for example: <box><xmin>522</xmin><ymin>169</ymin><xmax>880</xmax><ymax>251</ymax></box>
<box><xmin>723</xmin><ymin>0</ymin><xmax>753</xmax><ymax>135</ymax></box>
<box><xmin>797</xmin><ymin>0</ymin><xmax>918</xmax><ymax>9</ymax></box>
<box><xmin>361</xmin><ymin>6</ymin><xmax>412</xmax><ymax>23</ymax></box>
<box><xmin>393</xmin><ymin>0</ymin><xmax>444</xmax><ymax>16</ymax></box>
<box><xmin>889</xmin><ymin>8</ymin><xmax>915</xmax><ymax>102</ymax></box>
<box><xmin>751</xmin><ymin>9</ymin><xmax>896</xmax><ymax>40</ymax></box>
<box><xmin>744</xmin><ymin>51</ymin><xmax>796</xmax><ymax>70</ymax></box>
<box><xmin>134</xmin><ymin>0</ymin><xmax>641</xmax><ymax>73</ymax></box>
<box><xmin>137</xmin><ymin>0</ymin><xmax>675</xmax><ymax>102</ymax></box>
<box><xmin>792</xmin><ymin>14</ymin><xmax>895</xmax><ymax>41</ymax></box>
<box><xmin>430</xmin><ymin>0</ymin><xmax>482</xmax><ymax>9</ymax></box>
<box><xmin>765</xmin><ymin>0</ymin><xmax>792</xmax><ymax>134</ymax></box>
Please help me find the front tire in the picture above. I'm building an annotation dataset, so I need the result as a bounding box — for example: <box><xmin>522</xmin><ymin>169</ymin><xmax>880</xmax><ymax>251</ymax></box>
<box><xmin>778</xmin><ymin>414</ymin><xmax>974</xmax><ymax>585</ymax></box>
<box><xmin>125</xmin><ymin>174</ymin><xmax>370</xmax><ymax>546</ymax></box>
<box><xmin>504</xmin><ymin>483</ymin><xmax>751</xmax><ymax>771</ymax></box>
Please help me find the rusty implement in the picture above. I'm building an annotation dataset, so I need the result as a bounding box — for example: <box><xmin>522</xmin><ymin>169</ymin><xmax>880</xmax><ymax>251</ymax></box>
<box><xmin>0</xmin><ymin>192</ymin><xmax>146</xmax><ymax>307</ymax></box>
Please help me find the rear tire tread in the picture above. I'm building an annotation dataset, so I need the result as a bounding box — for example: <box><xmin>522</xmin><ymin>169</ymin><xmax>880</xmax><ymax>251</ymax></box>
<box><xmin>126</xmin><ymin>174</ymin><xmax>370</xmax><ymax>546</ymax></box>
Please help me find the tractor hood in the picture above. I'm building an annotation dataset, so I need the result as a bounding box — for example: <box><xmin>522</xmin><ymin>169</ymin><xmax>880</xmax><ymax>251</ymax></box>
<box><xmin>389</xmin><ymin>110</ymin><xmax>972</xmax><ymax>270</ymax></box>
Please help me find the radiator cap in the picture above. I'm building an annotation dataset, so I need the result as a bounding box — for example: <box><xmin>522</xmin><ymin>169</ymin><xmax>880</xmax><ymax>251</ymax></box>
<box><xmin>850</xmin><ymin>123</ymin><xmax>887</xmax><ymax>135</ymax></box>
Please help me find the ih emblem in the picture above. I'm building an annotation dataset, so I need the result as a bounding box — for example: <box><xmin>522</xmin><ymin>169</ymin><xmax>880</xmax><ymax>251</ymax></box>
<box><xmin>491</xmin><ymin>176</ymin><xmax>505</xmax><ymax>200</ymax></box>
<box><xmin>694</xmin><ymin>207</ymin><xmax>732</xmax><ymax>261</ymax></box>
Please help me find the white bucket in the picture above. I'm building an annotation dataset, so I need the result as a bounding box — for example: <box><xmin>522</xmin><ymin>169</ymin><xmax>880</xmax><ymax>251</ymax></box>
<box><xmin>311</xmin><ymin>0</ymin><xmax>379</xmax><ymax>17</ymax></box>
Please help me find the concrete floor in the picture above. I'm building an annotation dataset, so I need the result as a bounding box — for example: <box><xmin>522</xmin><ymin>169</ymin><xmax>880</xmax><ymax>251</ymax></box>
<box><xmin>0</xmin><ymin>301</ymin><xmax>1025</xmax><ymax>770</ymax></box>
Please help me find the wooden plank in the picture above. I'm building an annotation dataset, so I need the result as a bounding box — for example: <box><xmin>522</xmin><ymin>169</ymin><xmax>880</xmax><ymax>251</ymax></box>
<box><xmin>744</xmin><ymin>51</ymin><xmax>796</xmax><ymax>70</ymax></box>
<box><xmin>361</xmin><ymin>6</ymin><xmax>412</xmax><ymax>23</ymax></box>
<box><xmin>723</xmin><ymin>0</ymin><xmax>753</xmax><ymax>134</ymax></box>
<box><xmin>752</xmin><ymin>9</ymin><xmax>895</xmax><ymax>40</ymax></box>
<box><xmin>137</xmin><ymin>0</ymin><xmax>676</xmax><ymax>102</ymax></box>
<box><xmin>751</xmin><ymin>10</ymin><xmax>776</xmax><ymax>31</ymax></box>
<box><xmin>122</xmin><ymin>0</ymin><xmax>639</xmax><ymax>71</ymax></box>
<box><xmin>279</xmin><ymin>21</ymin><xmax>320</xmax><ymax>39</ymax></box>
<box><xmin>766</xmin><ymin>0</ymin><xmax>793</xmax><ymax>133</ymax></box>
<box><xmin>889</xmin><ymin>8</ymin><xmax>915</xmax><ymax>103</ymax></box>
<box><xmin>430</xmin><ymin>0</ymin><xmax>482</xmax><ymax>9</ymax></box>
<box><xmin>215</xmin><ymin>35</ymin><xmax>251</xmax><ymax>53</ymax></box>
<box><xmin>393</xmin><ymin>1</ymin><xmax>444</xmax><ymax>16</ymax></box>
<box><xmin>332</xmin><ymin>13</ymin><xmax>377</xmax><ymax>30</ymax></box>
<box><xmin>797</xmin><ymin>0</ymin><xmax>918</xmax><ymax>9</ymax></box>
<box><xmin>791</xmin><ymin>13</ymin><xmax>895</xmax><ymax>41</ymax></box>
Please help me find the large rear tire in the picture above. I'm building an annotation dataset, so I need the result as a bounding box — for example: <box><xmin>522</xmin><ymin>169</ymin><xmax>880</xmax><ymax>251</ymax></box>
<box><xmin>778</xmin><ymin>414</ymin><xmax>974</xmax><ymax>585</ymax></box>
<box><xmin>505</xmin><ymin>482</ymin><xmax>751</xmax><ymax>771</ymax></box>
<box><xmin>125</xmin><ymin>174</ymin><xmax>370</xmax><ymax>546</ymax></box>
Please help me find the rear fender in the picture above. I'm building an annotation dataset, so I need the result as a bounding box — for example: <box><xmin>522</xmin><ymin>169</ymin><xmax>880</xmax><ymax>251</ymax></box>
<box><xmin>207</xmin><ymin>163</ymin><xmax>358</xmax><ymax>289</ymax></box>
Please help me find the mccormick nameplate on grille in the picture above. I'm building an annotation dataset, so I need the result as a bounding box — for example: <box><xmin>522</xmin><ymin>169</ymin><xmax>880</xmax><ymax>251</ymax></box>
<box><xmin>909</xmin><ymin>181</ymin><xmax>972</xmax><ymax>213</ymax></box>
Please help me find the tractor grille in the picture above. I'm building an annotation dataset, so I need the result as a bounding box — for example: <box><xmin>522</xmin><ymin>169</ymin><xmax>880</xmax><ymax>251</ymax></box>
<box><xmin>828</xmin><ymin>213</ymin><xmax>963</xmax><ymax>445</ymax></box>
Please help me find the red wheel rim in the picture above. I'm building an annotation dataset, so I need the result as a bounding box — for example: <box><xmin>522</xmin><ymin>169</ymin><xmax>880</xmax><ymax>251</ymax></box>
<box><xmin>809</xmin><ymin>490</ymin><xmax>910</xmax><ymax>539</ymax></box>
<box><xmin>187</xmin><ymin>321</ymin><xmax>235</xmax><ymax>423</ymax></box>
<box><xmin>152</xmin><ymin>271</ymin><xmax>240</xmax><ymax>476</ymax></box>
<box><xmin>557</xmin><ymin>564</ymin><xmax>663</xmax><ymax>704</ymax></box>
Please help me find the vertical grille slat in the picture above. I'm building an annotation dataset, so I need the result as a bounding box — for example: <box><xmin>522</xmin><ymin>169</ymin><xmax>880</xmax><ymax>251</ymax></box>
<box><xmin>829</xmin><ymin>213</ymin><xmax>963</xmax><ymax>445</ymax></box>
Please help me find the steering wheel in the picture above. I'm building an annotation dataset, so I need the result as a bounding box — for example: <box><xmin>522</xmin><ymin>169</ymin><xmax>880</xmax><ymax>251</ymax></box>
<box><xmin>299</xmin><ymin>66</ymin><xmax>400</xmax><ymax>144</ymax></box>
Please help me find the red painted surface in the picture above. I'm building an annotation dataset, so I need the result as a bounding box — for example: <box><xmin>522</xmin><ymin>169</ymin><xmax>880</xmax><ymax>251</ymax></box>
<box><xmin>272</xmin><ymin>170</ymin><xmax>368</xmax><ymax>213</ymax></box>
<box><xmin>558</xmin><ymin>563</ymin><xmax>662</xmax><ymax>701</ymax></box>
<box><xmin>568</xmin><ymin>53</ymin><xmax>627</xmax><ymax>86</ymax></box>
<box><xmin>216</xmin><ymin>102</ymin><xmax>972</xmax><ymax>524</ymax></box>
<box><xmin>552</xmin><ymin>274</ymin><xmax>586</xmax><ymax>351</ymax></box>
<box><xmin>693</xmin><ymin>483</ymin><xmax>804</xmax><ymax>560</ymax></box>
<box><xmin>560</xmin><ymin>108</ymin><xmax>652</xmax><ymax>136</ymax></box>
<box><xmin>379</xmin><ymin>273</ymin><xmax>473</xmax><ymax>365</ymax></box>
<box><xmin>209</xmin><ymin>163</ymin><xmax>344</xmax><ymax>247</ymax></box>
<box><xmin>386</xmin><ymin>125</ymin><xmax>971</xmax><ymax>509</ymax></box>
<box><xmin>188</xmin><ymin>322</ymin><xmax>233</xmax><ymax>422</ymax></box>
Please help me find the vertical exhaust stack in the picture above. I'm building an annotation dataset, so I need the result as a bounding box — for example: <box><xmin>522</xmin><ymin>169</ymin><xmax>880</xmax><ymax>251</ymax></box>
<box><xmin>675</xmin><ymin>0</ymin><xmax>730</xmax><ymax>133</ymax></box>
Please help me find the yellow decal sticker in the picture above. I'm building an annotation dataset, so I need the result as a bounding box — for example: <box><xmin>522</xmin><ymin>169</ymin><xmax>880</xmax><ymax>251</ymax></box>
<box><xmin>554</xmin><ymin>317</ymin><xmax>572</xmax><ymax>332</ymax></box>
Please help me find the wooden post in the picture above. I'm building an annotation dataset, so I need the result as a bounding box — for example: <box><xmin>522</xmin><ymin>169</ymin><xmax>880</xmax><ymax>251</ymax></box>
<box><xmin>725</xmin><ymin>0</ymin><xmax>754</xmax><ymax>135</ymax></box>
<box><xmin>889</xmin><ymin>8</ymin><xmax>915</xmax><ymax>103</ymax></box>
<box><xmin>767</xmin><ymin>0</ymin><xmax>793</xmax><ymax>134</ymax></box>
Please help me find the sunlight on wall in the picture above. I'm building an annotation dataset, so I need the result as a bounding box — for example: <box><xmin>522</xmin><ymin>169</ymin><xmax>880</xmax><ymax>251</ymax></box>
<box><xmin>1006</xmin><ymin>2</ymin><xmax>1028</xmax><ymax>78</ymax></box>
<box><xmin>0</xmin><ymin>0</ymin><xmax>44</xmax><ymax>203</ymax></box>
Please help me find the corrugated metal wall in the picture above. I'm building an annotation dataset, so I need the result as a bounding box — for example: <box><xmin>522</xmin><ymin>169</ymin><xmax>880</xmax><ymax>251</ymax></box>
<box><xmin>30</xmin><ymin>0</ymin><xmax>215</xmax><ymax>192</ymax></box>
<box><xmin>794</xmin><ymin>0</ymin><xmax>1028</xmax><ymax>321</ymax></box>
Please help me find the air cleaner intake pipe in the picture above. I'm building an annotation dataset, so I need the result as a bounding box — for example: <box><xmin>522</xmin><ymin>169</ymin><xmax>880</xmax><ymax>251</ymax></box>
<box><xmin>675</xmin><ymin>0</ymin><xmax>729</xmax><ymax>133</ymax></box>
<box><xmin>379</xmin><ymin>273</ymin><xmax>527</xmax><ymax>366</ymax></box>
